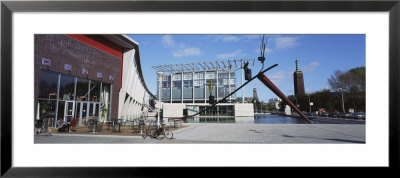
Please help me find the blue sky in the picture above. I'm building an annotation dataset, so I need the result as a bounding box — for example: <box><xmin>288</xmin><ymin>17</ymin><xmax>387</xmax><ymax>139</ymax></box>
<box><xmin>127</xmin><ymin>34</ymin><xmax>365</xmax><ymax>102</ymax></box>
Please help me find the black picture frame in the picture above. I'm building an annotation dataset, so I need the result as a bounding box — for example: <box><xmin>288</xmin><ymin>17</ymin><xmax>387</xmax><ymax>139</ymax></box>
<box><xmin>1</xmin><ymin>0</ymin><xmax>399</xmax><ymax>177</ymax></box>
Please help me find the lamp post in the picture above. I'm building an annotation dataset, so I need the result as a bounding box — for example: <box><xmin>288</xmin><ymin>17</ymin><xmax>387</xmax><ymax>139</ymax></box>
<box><xmin>339</xmin><ymin>88</ymin><xmax>345</xmax><ymax>113</ymax></box>
<box><xmin>308</xmin><ymin>94</ymin><xmax>311</xmax><ymax>113</ymax></box>
<box><xmin>156</xmin><ymin>72</ymin><xmax>164</xmax><ymax>128</ymax></box>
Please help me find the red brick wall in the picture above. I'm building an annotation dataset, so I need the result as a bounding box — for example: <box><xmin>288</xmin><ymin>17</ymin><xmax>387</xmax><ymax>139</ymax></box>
<box><xmin>34</xmin><ymin>34</ymin><xmax>121</xmax><ymax>120</ymax></box>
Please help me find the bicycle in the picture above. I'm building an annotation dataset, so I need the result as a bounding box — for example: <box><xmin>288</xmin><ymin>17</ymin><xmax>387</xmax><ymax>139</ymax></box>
<box><xmin>162</xmin><ymin>123</ymin><xmax>174</xmax><ymax>140</ymax></box>
<box><xmin>35</xmin><ymin>118</ymin><xmax>52</xmax><ymax>136</ymax></box>
<box><xmin>142</xmin><ymin>122</ymin><xmax>173</xmax><ymax>140</ymax></box>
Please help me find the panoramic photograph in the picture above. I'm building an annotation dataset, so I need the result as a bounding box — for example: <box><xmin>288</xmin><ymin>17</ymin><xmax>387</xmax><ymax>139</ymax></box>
<box><xmin>34</xmin><ymin>34</ymin><xmax>365</xmax><ymax>144</ymax></box>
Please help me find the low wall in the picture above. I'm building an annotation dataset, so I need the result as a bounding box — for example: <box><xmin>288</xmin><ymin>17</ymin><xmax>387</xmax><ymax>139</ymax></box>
<box><xmin>162</xmin><ymin>103</ymin><xmax>255</xmax><ymax>118</ymax></box>
<box><xmin>234</xmin><ymin>103</ymin><xmax>254</xmax><ymax>117</ymax></box>
<box><xmin>162</xmin><ymin>103</ymin><xmax>186</xmax><ymax>118</ymax></box>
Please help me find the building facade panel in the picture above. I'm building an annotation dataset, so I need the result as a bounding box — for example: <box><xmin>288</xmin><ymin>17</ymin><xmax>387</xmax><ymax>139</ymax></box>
<box><xmin>35</xmin><ymin>34</ymin><xmax>154</xmax><ymax>128</ymax></box>
<box><xmin>34</xmin><ymin>34</ymin><xmax>121</xmax><ymax>126</ymax></box>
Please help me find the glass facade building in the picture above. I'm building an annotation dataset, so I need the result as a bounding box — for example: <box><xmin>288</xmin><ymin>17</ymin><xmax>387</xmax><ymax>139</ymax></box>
<box><xmin>153</xmin><ymin>59</ymin><xmax>255</xmax><ymax>104</ymax></box>
<box><xmin>37</xmin><ymin>69</ymin><xmax>111</xmax><ymax>127</ymax></box>
<box><xmin>156</xmin><ymin>70</ymin><xmax>236</xmax><ymax>103</ymax></box>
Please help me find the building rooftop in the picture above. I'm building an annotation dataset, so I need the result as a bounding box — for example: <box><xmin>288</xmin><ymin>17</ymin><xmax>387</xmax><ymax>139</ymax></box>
<box><xmin>152</xmin><ymin>59</ymin><xmax>255</xmax><ymax>73</ymax></box>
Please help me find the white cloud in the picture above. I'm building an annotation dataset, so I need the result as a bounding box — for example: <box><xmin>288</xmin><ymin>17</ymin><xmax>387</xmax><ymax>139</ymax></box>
<box><xmin>254</xmin><ymin>47</ymin><xmax>273</xmax><ymax>55</ymax></box>
<box><xmin>269</xmin><ymin>71</ymin><xmax>287</xmax><ymax>80</ymax></box>
<box><xmin>162</xmin><ymin>35</ymin><xmax>201</xmax><ymax>57</ymax></box>
<box><xmin>270</xmin><ymin>79</ymin><xmax>280</xmax><ymax>86</ymax></box>
<box><xmin>266</xmin><ymin>71</ymin><xmax>293</xmax><ymax>85</ymax></box>
<box><xmin>213</xmin><ymin>35</ymin><xmax>240</xmax><ymax>42</ymax></box>
<box><xmin>274</xmin><ymin>36</ymin><xmax>299</xmax><ymax>49</ymax></box>
<box><xmin>172</xmin><ymin>47</ymin><xmax>201</xmax><ymax>57</ymax></box>
<box><xmin>305</xmin><ymin>88</ymin><xmax>313</xmax><ymax>93</ymax></box>
<box><xmin>302</xmin><ymin>61</ymin><xmax>320</xmax><ymax>72</ymax></box>
<box><xmin>161</xmin><ymin>35</ymin><xmax>175</xmax><ymax>47</ymax></box>
<box><xmin>217</xmin><ymin>49</ymin><xmax>244</xmax><ymax>59</ymax></box>
<box><xmin>244</xmin><ymin>35</ymin><xmax>260</xmax><ymax>40</ymax></box>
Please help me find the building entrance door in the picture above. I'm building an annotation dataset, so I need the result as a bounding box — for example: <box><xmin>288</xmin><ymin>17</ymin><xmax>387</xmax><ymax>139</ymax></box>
<box><xmin>64</xmin><ymin>101</ymin><xmax>75</xmax><ymax>123</ymax></box>
<box><xmin>89</xmin><ymin>102</ymin><xmax>100</xmax><ymax>121</ymax></box>
<box><xmin>74</xmin><ymin>102</ymin><xmax>89</xmax><ymax>126</ymax></box>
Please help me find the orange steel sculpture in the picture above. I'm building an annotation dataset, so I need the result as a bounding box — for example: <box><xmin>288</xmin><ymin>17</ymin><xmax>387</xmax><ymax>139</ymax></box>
<box><xmin>181</xmin><ymin>63</ymin><xmax>312</xmax><ymax>124</ymax></box>
<box><xmin>257</xmin><ymin>73</ymin><xmax>312</xmax><ymax>124</ymax></box>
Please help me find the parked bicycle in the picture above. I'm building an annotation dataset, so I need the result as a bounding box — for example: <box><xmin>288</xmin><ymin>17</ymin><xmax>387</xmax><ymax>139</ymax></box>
<box><xmin>35</xmin><ymin>118</ymin><xmax>52</xmax><ymax>136</ymax></box>
<box><xmin>142</xmin><ymin>121</ymin><xmax>173</xmax><ymax>140</ymax></box>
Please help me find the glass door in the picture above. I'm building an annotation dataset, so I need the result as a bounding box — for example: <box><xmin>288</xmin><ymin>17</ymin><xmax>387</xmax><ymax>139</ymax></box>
<box><xmin>88</xmin><ymin>102</ymin><xmax>100</xmax><ymax>121</ymax></box>
<box><xmin>75</xmin><ymin>102</ymin><xmax>81</xmax><ymax>126</ymax></box>
<box><xmin>82</xmin><ymin>102</ymin><xmax>88</xmax><ymax>125</ymax></box>
<box><xmin>74</xmin><ymin>102</ymin><xmax>90</xmax><ymax>126</ymax></box>
<box><xmin>64</xmin><ymin>101</ymin><xmax>75</xmax><ymax>123</ymax></box>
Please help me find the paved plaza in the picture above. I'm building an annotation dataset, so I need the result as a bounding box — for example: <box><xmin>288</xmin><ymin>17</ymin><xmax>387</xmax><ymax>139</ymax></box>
<box><xmin>35</xmin><ymin>123</ymin><xmax>365</xmax><ymax>144</ymax></box>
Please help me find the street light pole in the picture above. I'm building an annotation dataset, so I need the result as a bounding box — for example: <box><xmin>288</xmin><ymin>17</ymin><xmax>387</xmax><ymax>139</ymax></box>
<box><xmin>308</xmin><ymin>94</ymin><xmax>311</xmax><ymax>113</ymax></box>
<box><xmin>339</xmin><ymin>88</ymin><xmax>345</xmax><ymax>113</ymax></box>
<box><xmin>156</xmin><ymin>72</ymin><xmax>164</xmax><ymax>128</ymax></box>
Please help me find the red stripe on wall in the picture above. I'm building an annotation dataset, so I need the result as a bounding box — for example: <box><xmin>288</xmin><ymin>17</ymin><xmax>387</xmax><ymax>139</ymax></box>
<box><xmin>67</xmin><ymin>35</ymin><xmax>123</xmax><ymax>59</ymax></box>
<box><xmin>67</xmin><ymin>34</ymin><xmax>123</xmax><ymax>88</ymax></box>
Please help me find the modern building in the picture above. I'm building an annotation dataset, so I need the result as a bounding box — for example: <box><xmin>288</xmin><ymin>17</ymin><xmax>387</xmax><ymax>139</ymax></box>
<box><xmin>34</xmin><ymin>34</ymin><xmax>154</xmax><ymax>127</ymax></box>
<box><xmin>152</xmin><ymin>59</ymin><xmax>255</xmax><ymax>120</ymax></box>
<box><xmin>293</xmin><ymin>58</ymin><xmax>305</xmax><ymax>96</ymax></box>
<box><xmin>152</xmin><ymin>59</ymin><xmax>254</xmax><ymax>103</ymax></box>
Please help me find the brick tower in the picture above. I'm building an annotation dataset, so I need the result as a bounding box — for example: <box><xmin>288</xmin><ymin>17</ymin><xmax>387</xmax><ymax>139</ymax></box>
<box><xmin>293</xmin><ymin>58</ymin><xmax>305</xmax><ymax>96</ymax></box>
<box><xmin>253</xmin><ymin>88</ymin><xmax>259</xmax><ymax>102</ymax></box>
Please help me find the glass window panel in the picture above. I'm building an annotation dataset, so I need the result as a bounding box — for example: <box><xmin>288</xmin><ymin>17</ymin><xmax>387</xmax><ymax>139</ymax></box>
<box><xmin>57</xmin><ymin>101</ymin><xmax>65</xmax><ymax>122</ymax></box>
<box><xmin>183</xmin><ymin>73</ymin><xmax>192</xmax><ymax>80</ymax></box>
<box><xmin>90</xmin><ymin>80</ymin><xmax>100</xmax><ymax>102</ymax></box>
<box><xmin>100</xmin><ymin>103</ymin><xmax>109</xmax><ymax>122</ymax></box>
<box><xmin>38</xmin><ymin>70</ymin><xmax>59</xmax><ymax>99</ymax></box>
<box><xmin>206</xmin><ymin>79</ymin><xmax>216</xmax><ymax>97</ymax></box>
<box><xmin>162</xmin><ymin>81</ymin><xmax>170</xmax><ymax>88</ymax></box>
<box><xmin>194</xmin><ymin>80</ymin><xmax>203</xmax><ymax>87</ymax></box>
<box><xmin>89</xmin><ymin>103</ymin><xmax>93</xmax><ymax>117</ymax></box>
<box><xmin>172</xmin><ymin>89</ymin><xmax>182</xmax><ymax>99</ymax></box>
<box><xmin>161</xmin><ymin>88</ymin><xmax>170</xmax><ymax>100</ymax></box>
<box><xmin>74</xmin><ymin>102</ymin><xmax>81</xmax><ymax>119</ymax></box>
<box><xmin>184</xmin><ymin>80</ymin><xmax>193</xmax><ymax>88</ymax></box>
<box><xmin>172</xmin><ymin>81</ymin><xmax>182</xmax><ymax>88</ymax></box>
<box><xmin>229</xmin><ymin>71</ymin><xmax>236</xmax><ymax>78</ymax></box>
<box><xmin>194</xmin><ymin>86</ymin><xmax>204</xmax><ymax>99</ymax></box>
<box><xmin>194</xmin><ymin>72</ymin><xmax>203</xmax><ymax>79</ymax></box>
<box><xmin>206</xmin><ymin>71</ymin><xmax>215</xmax><ymax>79</ymax></box>
<box><xmin>172</xmin><ymin>73</ymin><xmax>182</xmax><ymax>81</ymax></box>
<box><xmin>183</xmin><ymin>80</ymin><xmax>193</xmax><ymax>99</ymax></box>
<box><xmin>66</xmin><ymin>102</ymin><xmax>73</xmax><ymax>116</ymax></box>
<box><xmin>82</xmin><ymin>103</ymin><xmax>88</xmax><ymax>124</ymax></box>
<box><xmin>76</xmin><ymin>78</ymin><xmax>89</xmax><ymax>101</ymax></box>
<box><xmin>183</xmin><ymin>89</ymin><xmax>193</xmax><ymax>99</ymax></box>
<box><xmin>101</xmin><ymin>83</ymin><xmax>110</xmax><ymax>104</ymax></box>
<box><xmin>162</xmin><ymin>75</ymin><xmax>171</xmax><ymax>81</ymax></box>
<box><xmin>59</xmin><ymin>74</ymin><xmax>75</xmax><ymax>100</ymax></box>
<box><xmin>38</xmin><ymin>99</ymin><xmax>57</xmax><ymax>127</ymax></box>
<box><xmin>218</xmin><ymin>87</ymin><xmax>225</xmax><ymax>98</ymax></box>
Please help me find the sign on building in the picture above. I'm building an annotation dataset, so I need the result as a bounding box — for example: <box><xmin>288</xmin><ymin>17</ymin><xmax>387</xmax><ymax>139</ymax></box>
<box><xmin>41</xmin><ymin>58</ymin><xmax>51</xmax><ymax>66</ymax></box>
<box><xmin>64</xmin><ymin>64</ymin><xmax>72</xmax><ymax>71</ymax></box>
<box><xmin>82</xmin><ymin>68</ymin><xmax>88</xmax><ymax>75</ymax></box>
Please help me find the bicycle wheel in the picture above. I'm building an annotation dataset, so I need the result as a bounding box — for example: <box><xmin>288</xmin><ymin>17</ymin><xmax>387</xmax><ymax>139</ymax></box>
<box><xmin>156</xmin><ymin>130</ymin><xmax>165</xmax><ymax>140</ymax></box>
<box><xmin>142</xmin><ymin>126</ymin><xmax>149</xmax><ymax>139</ymax></box>
<box><xmin>165</xmin><ymin>129</ymin><xmax>173</xmax><ymax>139</ymax></box>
